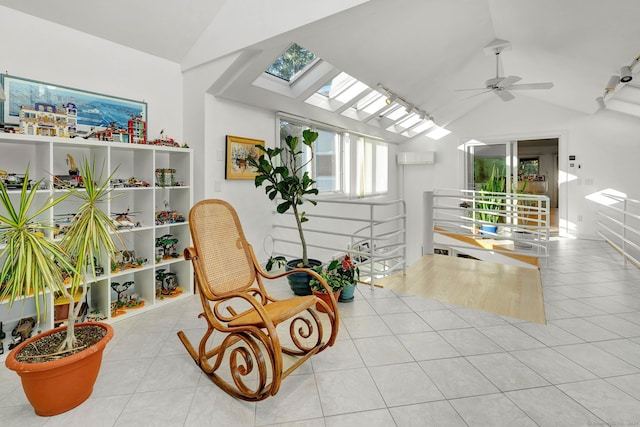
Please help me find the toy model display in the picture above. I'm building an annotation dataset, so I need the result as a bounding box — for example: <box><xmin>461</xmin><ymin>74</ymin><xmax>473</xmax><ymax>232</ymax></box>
<box><xmin>154</xmin><ymin>209</ymin><xmax>185</xmax><ymax>225</ymax></box>
<box><xmin>54</xmin><ymin>213</ymin><xmax>76</xmax><ymax>238</ymax></box>
<box><xmin>110</xmin><ymin>281</ymin><xmax>144</xmax><ymax>316</ymax></box>
<box><xmin>0</xmin><ymin>170</ymin><xmax>33</xmax><ymax>189</ymax></box>
<box><xmin>110</xmin><ymin>177</ymin><xmax>150</xmax><ymax>188</ymax></box>
<box><xmin>128</xmin><ymin>118</ymin><xmax>147</xmax><ymax>144</ymax></box>
<box><xmin>111</xmin><ymin>210</ymin><xmax>141</xmax><ymax>229</ymax></box>
<box><xmin>54</xmin><ymin>154</ymin><xmax>84</xmax><ymax>188</ymax></box>
<box><xmin>155</xmin><ymin>269</ymin><xmax>182</xmax><ymax>298</ymax></box>
<box><xmin>9</xmin><ymin>317</ymin><xmax>37</xmax><ymax>350</ymax></box>
<box><xmin>19</xmin><ymin>102</ymin><xmax>77</xmax><ymax>138</ymax></box>
<box><xmin>155</xmin><ymin>168</ymin><xmax>176</xmax><ymax>187</ymax></box>
<box><xmin>155</xmin><ymin>234</ymin><xmax>179</xmax><ymax>260</ymax></box>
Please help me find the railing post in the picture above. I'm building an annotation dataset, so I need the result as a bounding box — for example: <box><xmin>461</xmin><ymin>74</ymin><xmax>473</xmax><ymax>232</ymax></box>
<box><xmin>424</xmin><ymin>191</ymin><xmax>434</xmax><ymax>255</ymax></box>
<box><xmin>369</xmin><ymin>204</ymin><xmax>375</xmax><ymax>289</ymax></box>
<box><xmin>623</xmin><ymin>199</ymin><xmax>628</xmax><ymax>266</ymax></box>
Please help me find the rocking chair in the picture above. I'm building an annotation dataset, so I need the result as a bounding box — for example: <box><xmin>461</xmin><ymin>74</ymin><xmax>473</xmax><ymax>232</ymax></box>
<box><xmin>177</xmin><ymin>199</ymin><xmax>339</xmax><ymax>401</ymax></box>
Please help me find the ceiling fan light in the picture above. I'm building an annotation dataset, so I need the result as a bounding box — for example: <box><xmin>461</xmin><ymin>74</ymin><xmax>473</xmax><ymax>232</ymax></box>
<box><xmin>606</xmin><ymin>75</ymin><xmax>620</xmax><ymax>92</ymax></box>
<box><xmin>620</xmin><ymin>65</ymin><xmax>633</xmax><ymax>83</ymax></box>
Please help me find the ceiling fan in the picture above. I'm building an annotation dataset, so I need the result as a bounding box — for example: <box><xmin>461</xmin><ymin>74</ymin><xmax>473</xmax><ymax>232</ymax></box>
<box><xmin>458</xmin><ymin>39</ymin><xmax>554</xmax><ymax>102</ymax></box>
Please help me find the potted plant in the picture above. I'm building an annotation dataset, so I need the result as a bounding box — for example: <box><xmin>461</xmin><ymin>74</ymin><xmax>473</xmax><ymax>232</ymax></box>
<box><xmin>475</xmin><ymin>165</ymin><xmax>505</xmax><ymax>234</ymax></box>
<box><xmin>308</xmin><ymin>254</ymin><xmax>360</xmax><ymax>308</ymax></box>
<box><xmin>1</xmin><ymin>160</ymin><xmax>122</xmax><ymax>416</ymax></box>
<box><xmin>249</xmin><ymin>129</ymin><xmax>321</xmax><ymax>295</ymax></box>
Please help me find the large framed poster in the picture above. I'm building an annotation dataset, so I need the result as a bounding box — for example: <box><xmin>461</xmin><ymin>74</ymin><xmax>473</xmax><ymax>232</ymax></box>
<box><xmin>0</xmin><ymin>74</ymin><xmax>147</xmax><ymax>134</ymax></box>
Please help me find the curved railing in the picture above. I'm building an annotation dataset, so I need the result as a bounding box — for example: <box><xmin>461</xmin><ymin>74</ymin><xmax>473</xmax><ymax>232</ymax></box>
<box><xmin>425</xmin><ymin>189</ymin><xmax>551</xmax><ymax>265</ymax></box>
<box><xmin>269</xmin><ymin>199</ymin><xmax>406</xmax><ymax>287</ymax></box>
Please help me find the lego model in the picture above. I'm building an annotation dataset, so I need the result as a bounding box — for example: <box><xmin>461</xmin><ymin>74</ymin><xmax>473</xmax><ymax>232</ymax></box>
<box><xmin>9</xmin><ymin>317</ymin><xmax>36</xmax><ymax>350</ymax></box>
<box><xmin>155</xmin><ymin>234</ymin><xmax>179</xmax><ymax>259</ymax></box>
<box><xmin>155</xmin><ymin>269</ymin><xmax>182</xmax><ymax>298</ymax></box>
<box><xmin>94</xmin><ymin>122</ymin><xmax>130</xmax><ymax>143</ymax></box>
<box><xmin>154</xmin><ymin>209</ymin><xmax>185</xmax><ymax>225</ymax></box>
<box><xmin>0</xmin><ymin>170</ymin><xmax>33</xmax><ymax>189</ymax></box>
<box><xmin>127</xmin><ymin>118</ymin><xmax>146</xmax><ymax>144</ymax></box>
<box><xmin>19</xmin><ymin>102</ymin><xmax>77</xmax><ymax>138</ymax></box>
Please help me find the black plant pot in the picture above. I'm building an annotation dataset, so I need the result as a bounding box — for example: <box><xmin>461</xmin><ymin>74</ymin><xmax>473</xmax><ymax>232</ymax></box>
<box><xmin>285</xmin><ymin>258</ymin><xmax>322</xmax><ymax>296</ymax></box>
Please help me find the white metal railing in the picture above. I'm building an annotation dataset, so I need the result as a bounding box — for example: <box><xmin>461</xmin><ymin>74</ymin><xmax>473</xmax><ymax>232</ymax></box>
<box><xmin>270</xmin><ymin>199</ymin><xmax>406</xmax><ymax>287</ymax></box>
<box><xmin>594</xmin><ymin>194</ymin><xmax>640</xmax><ymax>269</ymax></box>
<box><xmin>425</xmin><ymin>189</ymin><xmax>551</xmax><ymax>264</ymax></box>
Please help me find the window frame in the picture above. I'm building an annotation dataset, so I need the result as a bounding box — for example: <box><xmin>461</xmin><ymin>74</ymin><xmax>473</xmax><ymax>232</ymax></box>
<box><xmin>276</xmin><ymin>113</ymin><xmax>388</xmax><ymax>199</ymax></box>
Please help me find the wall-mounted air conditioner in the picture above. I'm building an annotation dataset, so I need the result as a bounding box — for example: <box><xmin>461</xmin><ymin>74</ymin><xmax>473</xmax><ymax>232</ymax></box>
<box><xmin>397</xmin><ymin>151</ymin><xmax>435</xmax><ymax>165</ymax></box>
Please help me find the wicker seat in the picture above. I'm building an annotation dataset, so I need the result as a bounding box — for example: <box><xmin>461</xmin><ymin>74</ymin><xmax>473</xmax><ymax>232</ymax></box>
<box><xmin>177</xmin><ymin>199</ymin><xmax>339</xmax><ymax>401</ymax></box>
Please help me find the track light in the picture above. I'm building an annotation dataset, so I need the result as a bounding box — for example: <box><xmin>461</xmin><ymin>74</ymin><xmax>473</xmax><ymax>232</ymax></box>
<box><xmin>620</xmin><ymin>65</ymin><xmax>633</xmax><ymax>83</ymax></box>
<box><xmin>405</xmin><ymin>103</ymin><xmax>414</xmax><ymax>113</ymax></box>
<box><xmin>385</xmin><ymin>94</ymin><xmax>397</xmax><ymax>105</ymax></box>
<box><xmin>596</xmin><ymin>96</ymin><xmax>606</xmax><ymax>109</ymax></box>
<box><xmin>605</xmin><ymin>75</ymin><xmax>620</xmax><ymax>92</ymax></box>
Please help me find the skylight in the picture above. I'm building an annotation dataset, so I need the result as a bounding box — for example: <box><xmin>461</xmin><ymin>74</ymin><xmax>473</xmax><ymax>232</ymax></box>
<box><xmin>265</xmin><ymin>43</ymin><xmax>317</xmax><ymax>82</ymax></box>
<box><xmin>259</xmin><ymin>42</ymin><xmax>452</xmax><ymax>141</ymax></box>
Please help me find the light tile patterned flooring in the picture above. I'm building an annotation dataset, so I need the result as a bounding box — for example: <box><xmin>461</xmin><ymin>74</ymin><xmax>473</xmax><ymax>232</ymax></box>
<box><xmin>2</xmin><ymin>238</ymin><xmax>640</xmax><ymax>426</ymax></box>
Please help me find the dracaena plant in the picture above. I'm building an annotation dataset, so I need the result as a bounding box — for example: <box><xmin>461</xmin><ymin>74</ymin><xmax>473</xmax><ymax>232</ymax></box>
<box><xmin>248</xmin><ymin>129</ymin><xmax>319</xmax><ymax>267</ymax></box>
<box><xmin>57</xmin><ymin>159</ymin><xmax>123</xmax><ymax>351</ymax></box>
<box><xmin>0</xmin><ymin>168</ymin><xmax>75</xmax><ymax>322</ymax></box>
<box><xmin>0</xmin><ymin>160</ymin><xmax>123</xmax><ymax>354</ymax></box>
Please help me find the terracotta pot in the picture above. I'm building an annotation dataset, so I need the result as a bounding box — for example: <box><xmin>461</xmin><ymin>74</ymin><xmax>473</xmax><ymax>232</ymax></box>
<box><xmin>312</xmin><ymin>289</ymin><xmax>341</xmax><ymax>313</ymax></box>
<box><xmin>5</xmin><ymin>322</ymin><xmax>114</xmax><ymax>416</ymax></box>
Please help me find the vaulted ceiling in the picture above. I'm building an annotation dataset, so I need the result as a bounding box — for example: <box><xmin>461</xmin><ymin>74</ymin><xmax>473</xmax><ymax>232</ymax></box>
<box><xmin>4</xmin><ymin>0</ymin><xmax>640</xmax><ymax>141</ymax></box>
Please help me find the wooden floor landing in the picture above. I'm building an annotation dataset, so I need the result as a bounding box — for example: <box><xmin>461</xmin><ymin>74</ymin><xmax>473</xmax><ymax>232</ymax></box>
<box><xmin>375</xmin><ymin>254</ymin><xmax>546</xmax><ymax>324</ymax></box>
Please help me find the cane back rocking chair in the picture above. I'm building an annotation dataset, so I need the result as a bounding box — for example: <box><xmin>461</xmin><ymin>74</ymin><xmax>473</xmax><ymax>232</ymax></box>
<box><xmin>177</xmin><ymin>199</ymin><xmax>339</xmax><ymax>401</ymax></box>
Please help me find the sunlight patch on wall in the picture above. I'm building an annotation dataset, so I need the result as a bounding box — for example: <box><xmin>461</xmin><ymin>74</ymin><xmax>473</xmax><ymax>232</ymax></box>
<box><xmin>458</xmin><ymin>139</ymin><xmax>485</xmax><ymax>151</ymax></box>
<box><xmin>558</xmin><ymin>170</ymin><xmax>577</xmax><ymax>184</ymax></box>
<box><xmin>585</xmin><ymin>188</ymin><xmax>627</xmax><ymax>206</ymax></box>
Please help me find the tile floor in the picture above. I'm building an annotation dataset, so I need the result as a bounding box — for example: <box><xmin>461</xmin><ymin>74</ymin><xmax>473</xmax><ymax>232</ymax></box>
<box><xmin>2</xmin><ymin>238</ymin><xmax>640</xmax><ymax>426</ymax></box>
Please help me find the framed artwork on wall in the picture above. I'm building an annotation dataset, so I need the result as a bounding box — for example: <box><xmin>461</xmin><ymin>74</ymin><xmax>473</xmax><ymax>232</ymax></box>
<box><xmin>225</xmin><ymin>135</ymin><xmax>264</xmax><ymax>180</ymax></box>
<box><xmin>0</xmin><ymin>74</ymin><xmax>147</xmax><ymax>134</ymax></box>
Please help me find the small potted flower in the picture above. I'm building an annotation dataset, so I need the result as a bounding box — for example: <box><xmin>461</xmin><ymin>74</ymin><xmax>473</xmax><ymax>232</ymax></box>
<box><xmin>336</xmin><ymin>254</ymin><xmax>359</xmax><ymax>303</ymax></box>
<box><xmin>309</xmin><ymin>255</ymin><xmax>360</xmax><ymax>309</ymax></box>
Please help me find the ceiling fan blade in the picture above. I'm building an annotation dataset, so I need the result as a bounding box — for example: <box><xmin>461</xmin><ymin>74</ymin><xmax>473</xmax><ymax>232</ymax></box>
<box><xmin>495</xmin><ymin>90</ymin><xmax>515</xmax><ymax>102</ymax></box>
<box><xmin>506</xmin><ymin>82</ymin><xmax>554</xmax><ymax>90</ymax></box>
<box><xmin>455</xmin><ymin>87</ymin><xmax>489</xmax><ymax>92</ymax></box>
<box><xmin>459</xmin><ymin>89</ymin><xmax>493</xmax><ymax>101</ymax></box>
<box><xmin>496</xmin><ymin>75</ymin><xmax>521</xmax><ymax>88</ymax></box>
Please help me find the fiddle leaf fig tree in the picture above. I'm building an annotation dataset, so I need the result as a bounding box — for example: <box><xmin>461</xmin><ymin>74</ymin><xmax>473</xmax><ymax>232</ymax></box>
<box><xmin>248</xmin><ymin>129</ymin><xmax>319</xmax><ymax>267</ymax></box>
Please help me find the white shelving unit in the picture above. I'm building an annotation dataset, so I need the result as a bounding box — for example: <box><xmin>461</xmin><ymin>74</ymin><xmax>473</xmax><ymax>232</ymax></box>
<box><xmin>0</xmin><ymin>133</ymin><xmax>193</xmax><ymax>358</ymax></box>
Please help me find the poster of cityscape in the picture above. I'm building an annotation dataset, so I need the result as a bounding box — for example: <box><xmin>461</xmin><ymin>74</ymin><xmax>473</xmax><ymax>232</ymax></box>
<box><xmin>0</xmin><ymin>74</ymin><xmax>147</xmax><ymax>134</ymax></box>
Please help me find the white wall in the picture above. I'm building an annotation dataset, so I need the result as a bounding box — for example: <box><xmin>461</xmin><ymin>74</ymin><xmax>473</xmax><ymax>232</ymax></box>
<box><xmin>398</xmin><ymin>93</ymin><xmax>640</xmax><ymax>264</ymax></box>
<box><xmin>183</xmin><ymin>53</ymin><xmax>292</xmax><ymax>262</ymax></box>
<box><xmin>183</xmin><ymin>52</ymin><xmax>402</xmax><ymax>263</ymax></box>
<box><xmin>0</xmin><ymin>6</ymin><xmax>183</xmax><ymax>140</ymax></box>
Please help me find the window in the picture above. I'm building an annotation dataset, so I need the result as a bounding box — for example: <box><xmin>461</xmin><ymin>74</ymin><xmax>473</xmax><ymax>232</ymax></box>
<box><xmin>278</xmin><ymin>115</ymin><xmax>387</xmax><ymax>197</ymax></box>
<box><xmin>265</xmin><ymin>43</ymin><xmax>317</xmax><ymax>82</ymax></box>
<box><xmin>354</xmin><ymin>135</ymin><xmax>388</xmax><ymax>197</ymax></box>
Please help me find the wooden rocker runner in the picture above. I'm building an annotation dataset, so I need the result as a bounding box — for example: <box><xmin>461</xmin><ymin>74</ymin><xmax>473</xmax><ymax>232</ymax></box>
<box><xmin>177</xmin><ymin>199</ymin><xmax>339</xmax><ymax>401</ymax></box>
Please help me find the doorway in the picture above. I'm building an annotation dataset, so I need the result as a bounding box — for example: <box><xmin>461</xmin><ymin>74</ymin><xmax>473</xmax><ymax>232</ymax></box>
<box><xmin>517</xmin><ymin>138</ymin><xmax>559</xmax><ymax>233</ymax></box>
<box><xmin>465</xmin><ymin>138</ymin><xmax>559</xmax><ymax>234</ymax></box>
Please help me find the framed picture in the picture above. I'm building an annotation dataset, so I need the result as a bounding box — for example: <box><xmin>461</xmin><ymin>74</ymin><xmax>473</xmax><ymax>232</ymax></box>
<box><xmin>225</xmin><ymin>135</ymin><xmax>264</xmax><ymax>180</ymax></box>
<box><xmin>0</xmin><ymin>74</ymin><xmax>147</xmax><ymax>134</ymax></box>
